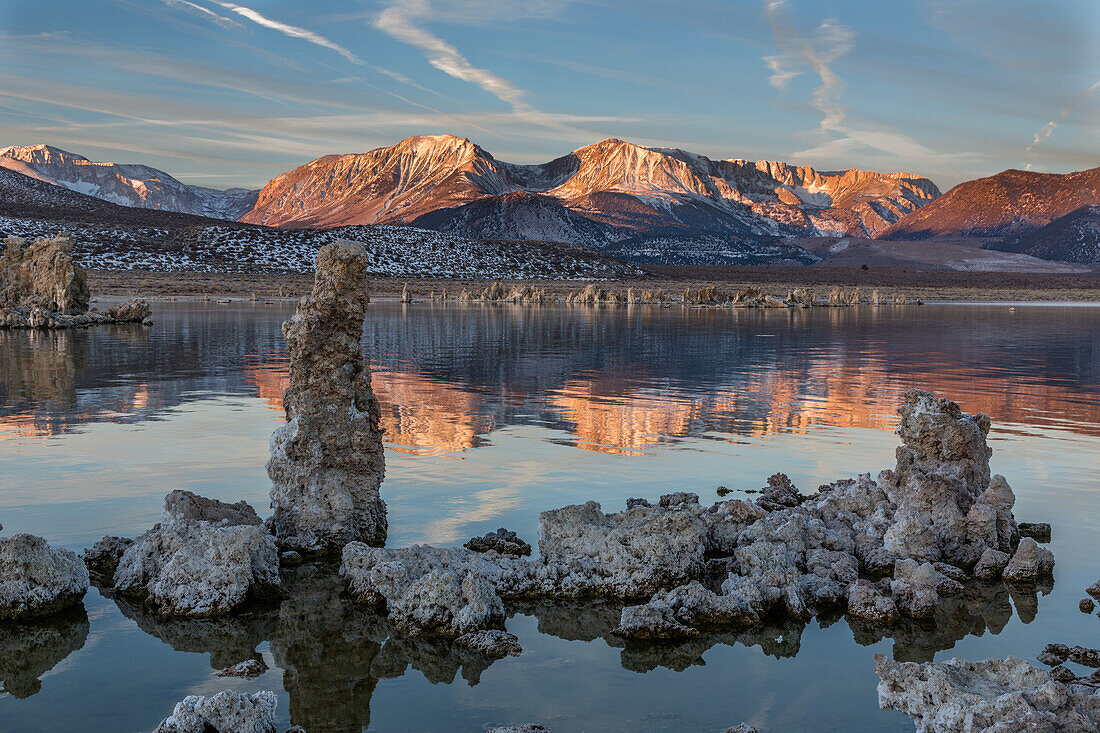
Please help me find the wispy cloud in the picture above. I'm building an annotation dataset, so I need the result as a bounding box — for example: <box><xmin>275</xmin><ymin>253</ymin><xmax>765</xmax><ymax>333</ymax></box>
<box><xmin>764</xmin><ymin>54</ymin><xmax>800</xmax><ymax>91</ymax></box>
<box><xmin>1026</xmin><ymin>79</ymin><xmax>1100</xmax><ymax>155</ymax></box>
<box><xmin>761</xmin><ymin>1</ymin><xmax>853</xmax><ymax>133</ymax></box>
<box><xmin>211</xmin><ymin>1</ymin><xmax>365</xmax><ymax>64</ymax></box>
<box><xmin>759</xmin><ymin>0</ymin><xmax>976</xmax><ymax>173</ymax></box>
<box><xmin>375</xmin><ymin>0</ymin><xmax>532</xmax><ymax>113</ymax></box>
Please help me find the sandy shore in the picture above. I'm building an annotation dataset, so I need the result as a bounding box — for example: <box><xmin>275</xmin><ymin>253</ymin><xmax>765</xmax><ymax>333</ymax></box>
<box><xmin>87</xmin><ymin>266</ymin><xmax>1100</xmax><ymax>303</ymax></box>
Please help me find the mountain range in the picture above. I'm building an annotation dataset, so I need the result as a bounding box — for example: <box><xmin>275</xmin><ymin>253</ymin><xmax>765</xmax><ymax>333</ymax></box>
<box><xmin>2</xmin><ymin>136</ymin><xmax>1098</xmax><ymax>268</ymax></box>
<box><xmin>0</xmin><ymin>144</ymin><xmax>258</xmax><ymax>219</ymax></box>
<box><xmin>238</xmin><ymin>135</ymin><xmax>940</xmax><ymax>244</ymax></box>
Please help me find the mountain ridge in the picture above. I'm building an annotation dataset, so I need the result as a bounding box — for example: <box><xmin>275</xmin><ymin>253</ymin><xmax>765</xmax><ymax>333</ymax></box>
<box><xmin>0</xmin><ymin>144</ymin><xmax>259</xmax><ymax>220</ymax></box>
<box><xmin>239</xmin><ymin>134</ymin><xmax>941</xmax><ymax>248</ymax></box>
<box><xmin>879</xmin><ymin>167</ymin><xmax>1100</xmax><ymax>242</ymax></box>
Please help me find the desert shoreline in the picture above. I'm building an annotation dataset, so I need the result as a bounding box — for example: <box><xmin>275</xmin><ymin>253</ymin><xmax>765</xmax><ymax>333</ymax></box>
<box><xmin>88</xmin><ymin>266</ymin><xmax>1100</xmax><ymax>303</ymax></box>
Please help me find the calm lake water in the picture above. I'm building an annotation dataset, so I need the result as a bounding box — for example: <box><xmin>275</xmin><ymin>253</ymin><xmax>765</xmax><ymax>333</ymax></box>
<box><xmin>1</xmin><ymin>300</ymin><xmax>1098</xmax><ymax>732</ymax></box>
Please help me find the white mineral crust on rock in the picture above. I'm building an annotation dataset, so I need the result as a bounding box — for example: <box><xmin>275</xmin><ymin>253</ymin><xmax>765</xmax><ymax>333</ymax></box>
<box><xmin>341</xmin><ymin>543</ymin><xmax>527</xmax><ymax>638</ymax></box>
<box><xmin>112</xmin><ymin>490</ymin><xmax>280</xmax><ymax>617</ymax></box>
<box><xmin>152</xmin><ymin>689</ymin><xmax>278</xmax><ymax>733</ymax></box>
<box><xmin>535</xmin><ymin>495</ymin><xmax>709</xmax><ymax>599</ymax></box>
<box><xmin>0</xmin><ymin>533</ymin><xmax>89</xmax><ymax>620</ymax></box>
<box><xmin>340</xmin><ymin>390</ymin><xmax>1053</xmax><ymax>644</ymax></box>
<box><xmin>874</xmin><ymin>653</ymin><xmax>1100</xmax><ymax>732</ymax></box>
<box><xmin>617</xmin><ymin>390</ymin><xmax>1045</xmax><ymax>638</ymax></box>
<box><xmin>268</xmin><ymin>240</ymin><xmax>386</xmax><ymax>552</ymax></box>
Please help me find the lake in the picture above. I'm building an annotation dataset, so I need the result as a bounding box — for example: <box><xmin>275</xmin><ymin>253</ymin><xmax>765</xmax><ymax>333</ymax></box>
<box><xmin>1</xmin><ymin>300</ymin><xmax>1098</xmax><ymax>732</ymax></box>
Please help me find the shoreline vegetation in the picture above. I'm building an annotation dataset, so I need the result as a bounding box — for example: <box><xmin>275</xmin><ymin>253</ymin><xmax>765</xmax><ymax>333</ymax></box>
<box><xmin>88</xmin><ymin>265</ymin><xmax>1100</xmax><ymax>304</ymax></box>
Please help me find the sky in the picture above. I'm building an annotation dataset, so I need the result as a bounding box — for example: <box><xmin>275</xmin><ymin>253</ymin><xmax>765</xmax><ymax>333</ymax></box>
<box><xmin>0</xmin><ymin>0</ymin><xmax>1097</xmax><ymax>190</ymax></box>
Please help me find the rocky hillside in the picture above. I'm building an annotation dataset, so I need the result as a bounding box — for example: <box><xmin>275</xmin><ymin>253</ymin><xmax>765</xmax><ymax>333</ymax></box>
<box><xmin>880</xmin><ymin>167</ymin><xmax>1100</xmax><ymax>241</ymax></box>
<box><xmin>0</xmin><ymin>167</ymin><xmax>640</xmax><ymax>278</ymax></box>
<box><xmin>241</xmin><ymin>135</ymin><xmax>940</xmax><ymax>248</ymax></box>
<box><xmin>995</xmin><ymin>205</ymin><xmax>1100</xmax><ymax>264</ymax></box>
<box><xmin>0</xmin><ymin>144</ymin><xmax>258</xmax><ymax>220</ymax></box>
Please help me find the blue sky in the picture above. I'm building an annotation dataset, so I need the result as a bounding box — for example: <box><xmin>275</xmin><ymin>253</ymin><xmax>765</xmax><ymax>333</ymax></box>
<box><xmin>0</xmin><ymin>0</ymin><xmax>1097</xmax><ymax>190</ymax></box>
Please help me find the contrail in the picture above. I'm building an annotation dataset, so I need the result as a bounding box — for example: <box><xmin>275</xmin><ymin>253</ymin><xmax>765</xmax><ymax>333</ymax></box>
<box><xmin>212</xmin><ymin>1</ymin><xmax>365</xmax><ymax>65</ymax></box>
<box><xmin>162</xmin><ymin>0</ymin><xmax>243</xmax><ymax>31</ymax></box>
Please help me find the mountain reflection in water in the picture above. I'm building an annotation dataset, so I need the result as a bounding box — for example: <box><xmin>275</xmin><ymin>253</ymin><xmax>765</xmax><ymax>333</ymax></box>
<box><xmin>2</xmin><ymin>302</ymin><xmax>1098</xmax><ymax>450</ymax></box>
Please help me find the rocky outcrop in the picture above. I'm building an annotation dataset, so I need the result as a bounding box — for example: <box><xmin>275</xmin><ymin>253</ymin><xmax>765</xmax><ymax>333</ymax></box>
<box><xmin>152</xmin><ymin>690</ymin><xmax>278</xmax><ymax>733</ymax></box>
<box><xmin>1018</xmin><ymin>521</ymin><xmax>1051</xmax><ymax>542</ymax></box>
<box><xmin>341</xmin><ymin>544</ymin><xmax>522</xmax><ymax>638</ymax></box>
<box><xmin>1001</xmin><ymin>537</ymin><xmax>1056</xmax><ymax>582</ymax></box>
<box><xmin>0</xmin><ymin>607</ymin><xmax>89</xmax><ymax>698</ymax></box>
<box><xmin>464</xmin><ymin>527</ymin><xmax>532</xmax><ymax>557</ymax></box>
<box><xmin>0</xmin><ymin>533</ymin><xmax>89</xmax><ymax>620</ymax></box>
<box><xmin>267</xmin><ymin>240</ymin><xmax>387</xmax><ymax>553</ymax></box>
<box><xmin>536</xmin><ymin>494</ymin><xmax>709</xmax><ymax>599</ymax></box>
<box><xmin>341</xmin><ymin>390</ymin><xmax>1050</xmax><ymax>649</ymax></box>
<box><xmin>0</xmin><ymin>232</ymin><xmax>153</xmax><ymax>329</ymax></box>
<box><xmin>617</xmin><ymin>391</ymin><xmax>1037</xmax><ymax>638</ymax></box>
<box><xmin>487</xmin><ymin>726</ymin><xmax>552</xmax><ymax>733</ymax></box>
<box><xmin>880</xmin><ymin>390</ymin><xmax>1013</xmax><ymax>568</ymax></box>
<box><xmin>874</xmin><ymin>653</ymin><xmax>1100</xmax><ymax>732</ymax></box>
<box><xmin>109</xmin><ymin>490</ymin><xmax>280</xmax><ymax>617</ymax></box>
<box><xmin>216</xmin><ymin>659</ymin><xmax>267</xmax><ymax>678</ymax></box>
<box><xmin>0</xmin><ymin>233</ymin><xmax>88</xmax><ymax>314</ymax></box>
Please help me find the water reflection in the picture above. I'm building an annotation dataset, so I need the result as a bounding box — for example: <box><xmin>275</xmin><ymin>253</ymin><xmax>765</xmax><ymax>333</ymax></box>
<box><xmin>97</xmin><ymin>566</ymin><xmax>511</xmax><ymax>733</ymax></box>
<box><xmin>517</xmin><ymin>577</ymin><xmax>1048</xmax><ymax>674</ymax></box>
<box><xmin>0</xmin><ymin>608</ymin><xmax>89</xmax><ymax>698</ymax></box>
<box><xmin>79</xmin><ymin>563</ymin><xmax>1049</xmax><ymax>730</ymax></box>
<box><xmin>4</xmin><ymin>303</ymin><xmax>1097</xmax><ymax>452</ymax></box>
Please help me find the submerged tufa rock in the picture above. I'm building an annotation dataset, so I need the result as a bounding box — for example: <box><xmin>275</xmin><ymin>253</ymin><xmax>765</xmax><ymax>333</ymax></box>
<box><xmin>153</xmin><ymin>689</ymin><xmax>278</xmax><ymax>733</ymax></box>
<box><xmin>874</xmin><ymin>653</ymin><xmax>1100</xmax><ymax>732</ymax></box>
<box><xmin>0</xmin><ymin>533</ymin><xmax>89</xmax><ymax>620</ymax></box>
<box><xmin>110</xmin><ymin>490</ymin><xmax>281</xmax><ymax>617</ymax></box>
<box><xmin>464</xmin><ymin>527</ymin><xmax>532</xmax><ymax>557</ymax></box>
<box><xmin>82</xmin><ymin>535</ymin><xmax>135</xmax><ymax>580</ymax></box>
<box><xmin>267</xmin><ymin>240</ymin><xmax>387</xmax><ymax>553</ymax></box>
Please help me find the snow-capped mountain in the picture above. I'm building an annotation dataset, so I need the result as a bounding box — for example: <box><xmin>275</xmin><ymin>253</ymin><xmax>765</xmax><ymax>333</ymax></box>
<box><xmin>240</xmin><ymin>134</ymin><xmax>940</xmax><ymax>244</ymax></box>
<box><xmin>0</xmin><ymin>165</ymin><xmax>641</xmax><ymax>278</ymax></box>
<box><xmin>0</xmin><ymin>144</ymin><xmax>258</xmax><ymax>220</ymax></box>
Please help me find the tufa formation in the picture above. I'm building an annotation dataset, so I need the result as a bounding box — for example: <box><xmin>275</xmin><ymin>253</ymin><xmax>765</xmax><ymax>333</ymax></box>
<box><xmin>267</xmin><ymin>240</ymin><xmax>387</xmax><ymax>552</ymax></box>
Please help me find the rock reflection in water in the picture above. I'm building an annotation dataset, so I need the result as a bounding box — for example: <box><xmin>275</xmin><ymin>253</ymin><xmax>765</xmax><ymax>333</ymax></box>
<box><xmin>0</xmin><ymin>607</ymin><xmax>89</xmax><ymax>698</ymax></box>
<box><xmin>102</xmin><ymin>565</ymin><xmax>515</xmax><ymax>733</ymax></box>
<box><xmin>515</xmin><ymin>577</ymin><xmax>1046</xmax><ymax>675</ymax></box>
<box><xmin>272</xmin><ymin>567</ymin><xmax>510</xmax><ymax>733</ymax></box>
<box><xmin>107</xmin><ymin>592</ymin><xmax>276</xmax><ymax>671</ymax></box>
